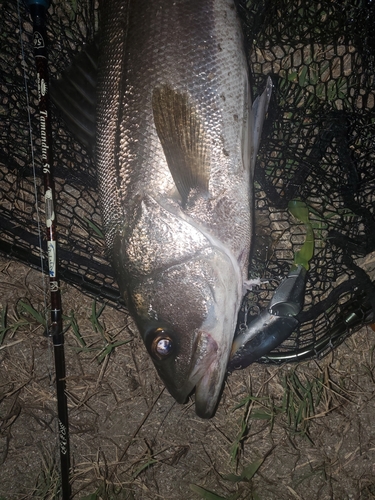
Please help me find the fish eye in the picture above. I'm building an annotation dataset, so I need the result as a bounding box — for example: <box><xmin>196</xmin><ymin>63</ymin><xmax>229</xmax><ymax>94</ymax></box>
<box><xmin>149</xmin><ymin>328</ymin><xmax>174</xmax><ymax>359</ymax></box>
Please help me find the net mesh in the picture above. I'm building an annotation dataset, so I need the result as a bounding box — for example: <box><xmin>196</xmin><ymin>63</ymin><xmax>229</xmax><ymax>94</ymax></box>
<box><xmin>1</xmin><ymin>0</ymin><xmax>374</xmax><ymax>362</ymax></box>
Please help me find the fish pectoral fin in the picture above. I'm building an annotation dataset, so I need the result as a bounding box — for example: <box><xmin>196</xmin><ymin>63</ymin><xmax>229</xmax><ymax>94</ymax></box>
<box><xmin>152</xmin><ymin>85</ymin><xmax>210</xmax><ymax>204</ymax></box>
<box><xmin>50</xmin><ymin>39</ymin><xmax>99</xmax><ymax>153</ymax></box>
<box><xmin>250</xmin><ymin>76</ymin><xmax>272</xmax><ymax>172</ymax></box>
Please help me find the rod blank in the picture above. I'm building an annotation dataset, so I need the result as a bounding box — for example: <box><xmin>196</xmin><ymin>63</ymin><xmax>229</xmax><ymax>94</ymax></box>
<box><xmin>25</xmin><ymin>1</ymin><xmax>71</xmax><ymax>498</ymax></box>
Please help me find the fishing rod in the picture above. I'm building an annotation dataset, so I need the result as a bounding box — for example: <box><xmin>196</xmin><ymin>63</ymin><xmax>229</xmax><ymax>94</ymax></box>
<box><xmin>24</xmin><ymin>1</ymin><xmax>71</xmax><ymax>497</ymax></box>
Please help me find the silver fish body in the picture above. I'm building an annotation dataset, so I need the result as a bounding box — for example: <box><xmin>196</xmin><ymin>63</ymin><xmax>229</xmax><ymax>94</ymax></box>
<box><xmin>96</xmin><ymin>0</ymin><xmax>271</xmax><ymax>418</ymax></box>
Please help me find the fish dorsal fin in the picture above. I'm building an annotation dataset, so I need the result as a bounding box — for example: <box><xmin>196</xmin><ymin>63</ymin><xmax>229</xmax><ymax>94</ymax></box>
<box><xmin>152</xmin><ymin>85</ymin><xmax>210</xmax><ymax>203</ymax></box>
<box><xmin>50</xmin><ymin>39</ymin><xmax>99</xmax><ymax>153</ymax></box>
<box><xmin>250</xmin><ymin>76</ymin><xmax>272</xmax><ymax>172</ymax></box>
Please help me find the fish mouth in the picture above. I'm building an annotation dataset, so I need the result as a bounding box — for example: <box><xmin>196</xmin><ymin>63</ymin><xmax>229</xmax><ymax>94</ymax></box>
<box><xmin>162</xmin><ymin>331</ymin><xmax>225</xmax><ymax>418</ymax></box>
<box><xmin>187</xmin><ymin>332</ymin><xmax>228</xmax><ymax>419</ymax></box>
<box><xmin>194</xmin><ymin>362</ymin><xmax>225</xmax><ymax>419</ymax></box>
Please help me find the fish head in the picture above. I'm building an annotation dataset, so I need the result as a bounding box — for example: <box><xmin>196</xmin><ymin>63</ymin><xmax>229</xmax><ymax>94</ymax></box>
<box><xmin>130</xmin><ymin>252</ymin><xmax>241</xmax><ymax>418</ymax></box>
<box><xmin>112</xmin><ymin>213</ymin><xmax>242</xmax><ymax>418</ymax></box>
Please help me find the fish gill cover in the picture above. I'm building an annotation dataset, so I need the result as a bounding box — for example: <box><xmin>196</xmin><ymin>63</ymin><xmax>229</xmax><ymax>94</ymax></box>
<box><xmin>0</xmin><ymin>0</ymin><xmax>374</xmax><ymax>362</ymax></box>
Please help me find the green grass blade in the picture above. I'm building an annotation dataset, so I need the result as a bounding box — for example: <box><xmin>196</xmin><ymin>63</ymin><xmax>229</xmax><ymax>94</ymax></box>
<box><xmin>190</xmin><ymin>484</ymin><xmax>227</xmax><ymax>500</ymax></box>
<box><xmin>132</xmin><ymin>458</ymin><xmax>157</xmax><ymax>479</ymax></box>
<box><xmin>97</xmin><ymin>339</ymin><xmax>132</xmax><ymax>364</ymax></box>
<box><xmin>64</xmin><ymin>310</ymin><xmax>86</xmax><ymax>347</ymax></box>
<box><xmin>223</xmin><ymin>458</ymin><xmax>264</xmax><ymax>483</ymax></box>
<box><xmin>241</xmin><ymin>458</ymin><xmax>264</xmax><ymax>480</ymax></box>
<box><xmin>18</xmin><ymin>301</ymin><xmax>46</xmax><ymax>327</ymax></box>
<box><xmin>90</xmin><ymin>300</ymin><xmax>105</xmax><ymax>336</ymax></box>
<box><xmin>83</xmin><ymin>217</ymin><xmax>105</xmax><ymax>239</ymax></box>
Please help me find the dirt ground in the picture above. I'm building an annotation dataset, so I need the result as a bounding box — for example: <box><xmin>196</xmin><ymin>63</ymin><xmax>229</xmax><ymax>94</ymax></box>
<box><xmin>0</xmin><ymin>255</ymin><xmax>375</xmax><ymax>500</ymax></box>
<box><xmin>1</xmin><ymin>1</ymin><xmax>375</xmax><ymax>498</ymax></box>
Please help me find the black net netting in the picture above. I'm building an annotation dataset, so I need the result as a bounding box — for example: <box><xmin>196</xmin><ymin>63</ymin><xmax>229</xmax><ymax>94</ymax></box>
<box><xmin>1</xmin><ymin>0</ymin><xmax>374</xmax><ymax>363</ymax></box>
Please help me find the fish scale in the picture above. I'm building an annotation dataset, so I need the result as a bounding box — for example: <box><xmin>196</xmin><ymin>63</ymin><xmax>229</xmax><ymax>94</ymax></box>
<box><xmin>99</xmin><ymin>0</ymin><xmax>250</xmax><ymax>252</ymax></box>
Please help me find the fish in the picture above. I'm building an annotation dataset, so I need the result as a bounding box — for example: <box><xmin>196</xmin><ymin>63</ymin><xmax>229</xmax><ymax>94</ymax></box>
<box><xmin>54</xmin><ymin>0</ymin><xmax>272</xmax><ymax>418</ymax></box>
<box><xmin>96</xmin><ymin>0</ymin><xmax>272</xmax><ymax>418</ymax></box>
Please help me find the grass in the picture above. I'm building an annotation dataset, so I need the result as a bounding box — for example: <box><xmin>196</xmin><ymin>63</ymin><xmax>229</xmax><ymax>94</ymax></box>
<box><xmin>72</xmin><ymin>443</ymin><xmax>161</xmax><ymax>500</ymax></box>
<box><xmin>88</xmin><ymin>300</ymin><xmax>132</xmax><ymax>364</ymax></box>
<box><xmin>190</xmin><ymin>457</ymin><xmax>265</xmax><ymax>500</ymax></box>
<box><xmin>80</xmin><ymin>490</ymin><xmax>135</xmax><ymax>500</ymax></box>
<box><xmin>0</xmin><ymin>296</ymin><xmax>135</xmax><ymax>500</ymax></box>
<box><xmin>190</xmin><ymin>484</ymin><xmax>240</xmax><ymax>500</ymax></box>
<box><xmin>31</xmin><ymin>451</ymin><xmax>61</xmax><ymax>500</ymax></box>
<box><xmin>52</xmin><ymin>300</ymin><xmax>132</xmax><ymax>365</ymax></box>
<box><xmin>231</xmin><ymin>364</ymin><xmax>340</xmax><ymax>453</ymax></box>
<box><xmin>0</xmin><ymin>288</ymin><xmax>373</xmax><ymax>499</ymax></box>
<box><xmin>0</xmin><ymin>298</ymin><xmax>132</xmax><ymax>368</ymax></box>
<box><xmin>0</xmin><ymin>448</ymin><xmax>62</xmax><ymax>500</ymax></box>
<box><xmin>0</xmin><ymin>301</ymin><xmax>46</xmax><ymax>348</ymax></box>
<box><xmin>230</xmin><ymin>393</ymin><xmax>278</xmax><ymax>466</ymax></box>
<box><xmin>281</xmin><ymin>366</ymin><xmax>332</xmax><ymax>441</ymax></box>
<box><xmin>64</xmin><ymin>309</ymin><xmax>86</xmax><ymax>347</ymax></box>
<box><xmin>82</xmin><ymin>216</ymin><xmax>105</xmax><ymax>240</ymax></box>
